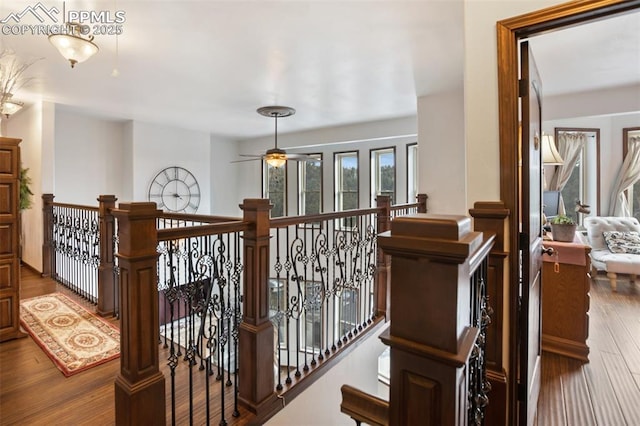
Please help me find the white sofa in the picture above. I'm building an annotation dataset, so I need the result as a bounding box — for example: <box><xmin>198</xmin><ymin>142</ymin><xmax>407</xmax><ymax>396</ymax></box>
<box><xmin>584</xmin><ymin>216</ymin><xmax>640</xmax><ymax>291</ymax></box>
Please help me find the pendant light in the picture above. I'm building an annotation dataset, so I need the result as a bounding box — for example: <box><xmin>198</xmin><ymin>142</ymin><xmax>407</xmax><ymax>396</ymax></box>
<box><xmin>49</xmin><ymin>23</ymin><xmax>99</xmax><ymax>68</ymax></box>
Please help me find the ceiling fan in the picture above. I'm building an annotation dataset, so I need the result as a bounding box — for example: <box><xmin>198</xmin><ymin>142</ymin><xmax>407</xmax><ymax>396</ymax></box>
<box><xmin>233</xmin><ymin>106</ymin><xmax>321</xmax><ymax>168</ymax></box>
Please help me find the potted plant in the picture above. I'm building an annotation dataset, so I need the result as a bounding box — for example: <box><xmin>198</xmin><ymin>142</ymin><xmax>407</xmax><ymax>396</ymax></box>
<box><xmin>550</xmin><ymin>214</ymin><xmax>576</xmax><ymax>242</ymax></box>
<box><xmin>18</xmin><ymin>165</ymin><xmax>33</xmax><ymax>261</ymax></box>
<box><xmin>19</xmin><ymin>166</ymin><xmax>33</xmax><ymax>210</ymax></box>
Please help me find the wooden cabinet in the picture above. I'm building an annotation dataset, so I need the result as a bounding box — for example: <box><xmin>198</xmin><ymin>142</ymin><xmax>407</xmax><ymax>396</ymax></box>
<box><xmin>541</xmin><ymin>236</ymin><xmax>591</xmax><ymax>362</ymax></box>
<box><xmin>0</xmin><ymin>137</ymin><xmax>26</xmax><ymax>342</ymax></box>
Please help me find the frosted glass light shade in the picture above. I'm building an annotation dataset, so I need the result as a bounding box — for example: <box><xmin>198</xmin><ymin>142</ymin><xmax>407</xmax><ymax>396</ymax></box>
<box><xmin>265</xmin><ymin>153</ymin><xmax>287</xmax><ymax>168</ymax></box>
<box><xmin>0</xmin><ymin>93</ymin><xmax>23</xmax><ymax>118</ymax></box>
<box><xmin>49</xmin><ymin>26</ymin><xmax>99</xmax><ymax>68</ymax></box>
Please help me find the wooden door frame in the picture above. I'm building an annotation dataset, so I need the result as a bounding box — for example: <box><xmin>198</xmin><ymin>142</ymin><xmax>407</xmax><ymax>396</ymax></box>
<box><xmin>496</xmin><ymin>1</ymin><xmax>640</xmax><ymax>424</ymax></box>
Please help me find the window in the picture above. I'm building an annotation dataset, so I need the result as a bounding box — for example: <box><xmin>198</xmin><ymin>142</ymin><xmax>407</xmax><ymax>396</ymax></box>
<box><xmin>623</xmin><ymin>127</ymin><xmax>640</xmax><ymax>221</ymax></box>
<box><xmin>263</xmin><ymin>162</ymin><xmax>287</xmax><ymax>218</ymax></box>
<box><xmin>269</xmin><ymin>279</ymin><xmax>287</xmax><ymax>348</ymax></box>
<box><xmin>335</xmin><ymin>152</ymin><xmax>358</xmax><ymax>227</ymax></box>
<box><xmin>560</xmin><ymin>151</ymin><xmax>583</xmax><ymax>222</ymax></box>
<box><xmin>301</xmin><ymin>281</ymin><xmax>322</xmax><ymax>352</ymax></box>
<box><xmin>554</xmin><ymin>128</ymin><xmax>600</xmax><ymax>226</ymax></box>
<box><xmin>298</xmin><ymin>154</ymin><xmax>323</xmax><ymax>216</ymax></box>
<box><xmin>337</xmin><ymin>289</ymin><xmax>358</xmax><ymax>337</ymax></box>
<box><xmin>370</xmin><ymin>147</ymin><xmax>395</xmax><ymax>205</ymax></box>
<box><xmin>407</xmin><ymin>143</ymin><xmax>418</xmax><ymax>203</ymax></box>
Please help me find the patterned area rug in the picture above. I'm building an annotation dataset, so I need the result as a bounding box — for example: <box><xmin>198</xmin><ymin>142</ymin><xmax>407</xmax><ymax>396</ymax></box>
<box><xmin>20</xmin><ymin>293</ymin><xmax>120</xmax><ymax>377</ymax></box>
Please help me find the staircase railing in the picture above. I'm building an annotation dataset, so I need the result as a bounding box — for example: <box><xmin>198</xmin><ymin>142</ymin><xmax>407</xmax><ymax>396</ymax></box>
<box><xmin>42</xmin><ymin>193</ymin><xmax>427</xmax><ymax>424</ymax></box>
<box><xmin>42</xmin><ymin>194</ymin><xmax>118</xmax><ymax>316</ymax></box>
<box><xmin>340</xmin><ymin>213</ymin><xmax>495</xmax><ymax>426</ymax></box>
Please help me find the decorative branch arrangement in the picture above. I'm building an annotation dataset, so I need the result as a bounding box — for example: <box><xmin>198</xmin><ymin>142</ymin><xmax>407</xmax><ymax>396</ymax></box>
<box><xmin>0</xmin><ymin>50</ymin><xmax>40</xmax><ymax>114</ymax></box>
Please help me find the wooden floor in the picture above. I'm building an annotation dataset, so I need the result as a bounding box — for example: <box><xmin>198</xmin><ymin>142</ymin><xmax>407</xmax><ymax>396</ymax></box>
<box><xmin>535</xmin><ymin>273</ymin><xmax>640</xmax><ymax>426</ymax></box>
<box><xmin>2</xmin><ymin>267</ymin><xmax>639</xmax><ymax>425</ymax></box>
<box><xmin>0</xmin><ymin>266</ymin><xmax>256</xmax><ymax>426</ymax></box>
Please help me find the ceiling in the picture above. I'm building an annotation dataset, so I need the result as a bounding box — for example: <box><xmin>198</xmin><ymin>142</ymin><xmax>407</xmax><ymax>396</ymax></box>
<box><xmin>0</xmin><ymin>1</ymin><xmax>638</xmax><ymax>139</ymax></box>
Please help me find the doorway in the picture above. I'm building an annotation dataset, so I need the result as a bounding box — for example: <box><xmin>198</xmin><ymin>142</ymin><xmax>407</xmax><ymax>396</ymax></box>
<box><xmin>497</xmin><ymin>1</ymin><xmax>640</xmax><ymax>424</ymax></box>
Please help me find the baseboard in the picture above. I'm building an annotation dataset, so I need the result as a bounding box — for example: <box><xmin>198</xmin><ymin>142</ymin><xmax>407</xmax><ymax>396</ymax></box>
<box><xmin>20</xmin><ymin>261</ymin><xmax>41</xmax><ymax>275</ymax></box>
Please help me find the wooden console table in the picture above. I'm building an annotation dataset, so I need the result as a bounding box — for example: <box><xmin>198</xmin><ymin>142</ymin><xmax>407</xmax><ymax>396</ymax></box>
<box><xmin>542</xmin><ymin>235</ymin><xmax>591</xmax><ymax>362</ymax></box>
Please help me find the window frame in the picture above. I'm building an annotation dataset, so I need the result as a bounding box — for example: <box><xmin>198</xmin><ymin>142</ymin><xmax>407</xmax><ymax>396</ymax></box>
<box><xmin>623</xmin><ymin>127</ymin><xmax>640</xmax><ymax>220</ymax></box>
<box><xmin>297</xmin><ymin>153</ymin><xmax>323</xmax><ymax>217</ymax></box>
<box><xmin>406</xmin><ymin>143</ymin><xmax>418</xmax><ymax>204</ymax></box>
<box><xmin>334</xmin><ymin>150</ymin><xmax>359</xmax><ymax>212</ymax></box>
<box><xmin>300</xmin><ymin>280</ymin><xmax>323</xmax><ymax>353</ymax></box>
<box><xmin>262</xmin><ymin>160</ymin><xmax>288</xmax><ymax>218</ymax></box>
<box><xmin>369</xmin><ymin>146</ymin><xmax>396</xmax><ymax>206</ymax></box>
<box><xmin>269</xmin><ymin>278</ymin><xmax>288</xmax><ymax>349</ymax></box>
<box><xmin>554</xmin><ymin>127</ymin><xmax>601</xmax><ymax>223</ymax></box>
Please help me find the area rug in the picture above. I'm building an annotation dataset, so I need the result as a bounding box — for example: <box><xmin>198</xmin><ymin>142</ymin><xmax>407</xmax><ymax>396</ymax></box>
<box><xmin>20</xmin><ymin>293</ymin><xmax>120</xmax><ymax>377</ymax></box>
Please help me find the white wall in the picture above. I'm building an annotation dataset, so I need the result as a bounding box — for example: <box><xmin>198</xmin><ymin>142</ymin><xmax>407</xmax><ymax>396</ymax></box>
<box><xmin>266</xmin><ymin>323</ymin><xmax>389</xmax><ymax>426</ymax></box>
<box><xmin>236</xmin><ymin>116</ymin><xmax>417</xmax><ymax>215</ymax></box>
<box><xmin>463</xmin><ymin>0</ymin><xmax>565</xmax><ymax>209</ymax></box>
<box><xmin>545</xmin><ymin>84</ymin><xmax>640</xmax><ymax>120</ymax></box>
<box><xmin>210</xmin><ymin>134</ymin><xmax>243</xmax><ymax>217</ymax></box>
<box><xmin>6</xmin><ymin>102</ymin><xmax>44</xmax><ymax>271</ymax></box>
<box><xmin>120</xmin><ymin>121</ymin><xmax>134</xmax><ymax>202</ymax></box>
<box><xmin>130</xmin><ymin>121</ymin><xmax>213</xmax><ymax>213</ymax></box>
<box><xmin>54</xmin><ymin>108</ymin><xmax>127</xmax><ymax>205</ymax></box>
<box><xmin>418</xmin><ymin>88</ymin><xmax>466</xmax><ymax>214</ymax></box>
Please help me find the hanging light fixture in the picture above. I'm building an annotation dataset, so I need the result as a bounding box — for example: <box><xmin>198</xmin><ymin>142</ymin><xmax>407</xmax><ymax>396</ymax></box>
<box><xmin>49</xmin><ymin>23</ymin><xmax>99</xmax><ymax>68</ymax></box>
<box><xmin>232</xmin><ymin>106</ymin><xmax>319</xmax><ymax>166</ymax></box>
<box><xmin>258</xmin><ymin>106</ymin><xmax>296</xmax><ymax>168</ymax></box>
<box><xmin>0</xmin><ymin>93</ymin><xmax>23</xmax><ymax>118</ymax></box>
<box><xmin>541</xmin><ymin>134</ymin><xmax>564</xmax><ymax>165</ymax></box>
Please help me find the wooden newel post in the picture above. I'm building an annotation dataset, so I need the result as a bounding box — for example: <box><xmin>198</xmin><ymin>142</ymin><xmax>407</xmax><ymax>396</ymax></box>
<box><xmin>417</xmin><ymin>193</ymin><xmax>428</xmax><ymax>213</ymax></box>
<box><xmin>238</xmin><ymin>199</ymin><xmax>276</xmax><ymax>417</ymax></box>
<box><xmin>375</xmin><ymin>195</ymin><xmax>391</xmax><ymax>319</ymax></box>
<box><xmin>41</xmin><ymin>194</ymin><xmax>54</xmax><ymax>277</ymax></box>
<box><xmin>377</xmin><ymin>214</ymin><xmax>483</xmax><ymax>425</ymax></box>
<box><xmin>97</xmin><ymin>195</ymin><xmax>117</xmax><ymax>317</ymax></box>
<box><xmin>112</xmin><ymin>202</ymin><xmax>165</xmax><ymax>426</ymax></box>
<box><xmin>469</xmin><ymin>201</ymin><xmax>510</xmax><ymax>426</ymax></box>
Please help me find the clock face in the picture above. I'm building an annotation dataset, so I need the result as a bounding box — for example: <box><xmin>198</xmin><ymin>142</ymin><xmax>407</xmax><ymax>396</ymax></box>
<box><xmin>148</xmin><ymin>166</ymin><xmax>200</xmax><ymax>213</ymax></box>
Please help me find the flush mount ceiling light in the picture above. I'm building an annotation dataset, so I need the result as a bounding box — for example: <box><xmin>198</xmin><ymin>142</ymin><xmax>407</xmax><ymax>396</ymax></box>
<box><xmin>0</xmin><ymin>93</ymin><xmax>24</xmax><ymax>118</ymax></box>
<box><xmin>232</xmin><ymin>106</ymin><xmax>321</xmax><ymax>167</ymax></box>
<box><xmin>49</xmin><ymin>23</ymin><xmax>99</xmax><ymax>68</ymax></box>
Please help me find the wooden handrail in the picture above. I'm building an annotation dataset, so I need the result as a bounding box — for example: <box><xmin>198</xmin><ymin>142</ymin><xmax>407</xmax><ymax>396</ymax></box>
<box><xmin>270</xmin><ymin>207</ymin><xmax>382</xmax><ymax>227</ymax></box>
<box><xmin>389</xmin><ymin>201</ymin><xmax>421</xmax><ymax>212</ymax></box>
<box><xmin>469</xmin><ymin>234</ymin><xmax>497</xmax><ymax>276</ymax></box>
<box><xmin>340</xmin><ymin>384</ymin><xmax>389</xmax><ymax>426</ymax></box>
<box><xmin>157</xmin><ymin>220</ymin><xmax>251</xmax><ymax>240</ymax></box>
<box><xmin>50</xmin><ymin>201</ymin><xmax>99</xmax><ymax>211</ymax></box>
<box><xmin>159</xmin><ymin>211</ymin><xmax>242</xmax><ymax>223</ymax></box>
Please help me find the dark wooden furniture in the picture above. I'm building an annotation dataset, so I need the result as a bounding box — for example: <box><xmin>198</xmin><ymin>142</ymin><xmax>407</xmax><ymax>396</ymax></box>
<box><xmin>542</xmin><ymin>236</ymin><xmax>591</xmax><ymax>362</ymax></box>
<box><xmin>0</xmin><ymin>137</ymin><xmax>26</xmax><ymax>342</ymax></box>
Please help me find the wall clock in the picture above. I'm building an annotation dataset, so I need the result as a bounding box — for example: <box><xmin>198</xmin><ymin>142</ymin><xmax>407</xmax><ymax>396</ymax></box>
<box><xmin>148</xmin><ymin>166</ymin><xmax>200</xmax><ymax>213</ymax></box>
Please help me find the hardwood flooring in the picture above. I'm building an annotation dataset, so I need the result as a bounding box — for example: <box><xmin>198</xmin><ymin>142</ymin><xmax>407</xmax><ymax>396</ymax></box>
<box><xmin>0</xmin><ymin>266</ymin><xmax>255</xmax><ymax>426</ymax></box>
<box><xmin>535</xmin><ymin>273</ymin><xmax>640</xmax><ymax>426</ymax></box>
<box><xmin>3</xmin><ymin>267</ymin><xmax>639</xmax><ymax>425</ymax></box>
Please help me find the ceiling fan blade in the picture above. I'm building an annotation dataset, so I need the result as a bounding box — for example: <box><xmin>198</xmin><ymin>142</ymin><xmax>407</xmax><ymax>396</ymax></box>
<box><xmin>238</xmin><ymin>154</ymin><xmax>265</xmax><ymax>158</ymax></box>
<box><xmin>231</xmin><ymin>158</ymin><xmax>264</xmax><ymax>164</ymax></box>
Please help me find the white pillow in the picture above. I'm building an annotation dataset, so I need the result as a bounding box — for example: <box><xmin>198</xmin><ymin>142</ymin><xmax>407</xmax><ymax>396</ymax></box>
<box><xmin>603</xmin><ymin>231</ymin><xmax>640</xmax><ymax>254</ymax></box>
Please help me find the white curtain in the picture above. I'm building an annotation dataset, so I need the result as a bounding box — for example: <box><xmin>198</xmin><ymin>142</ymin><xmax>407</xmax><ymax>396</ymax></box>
<box><xmin>609</xmin><ymin>136</ymin><xmax>640</xmax><ymax>216</ymax></box>
<box><xmin>549</xmin><ymin>132</ymin><xmax>587</xmax><ymax>214</ymax></box>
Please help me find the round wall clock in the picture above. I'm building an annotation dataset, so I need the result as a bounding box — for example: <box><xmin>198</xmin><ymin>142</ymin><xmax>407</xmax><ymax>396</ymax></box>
<box><xmin>148</xmin><ymin>166</ymin><xmax>200</xmax><ymax>213</ymax></box>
